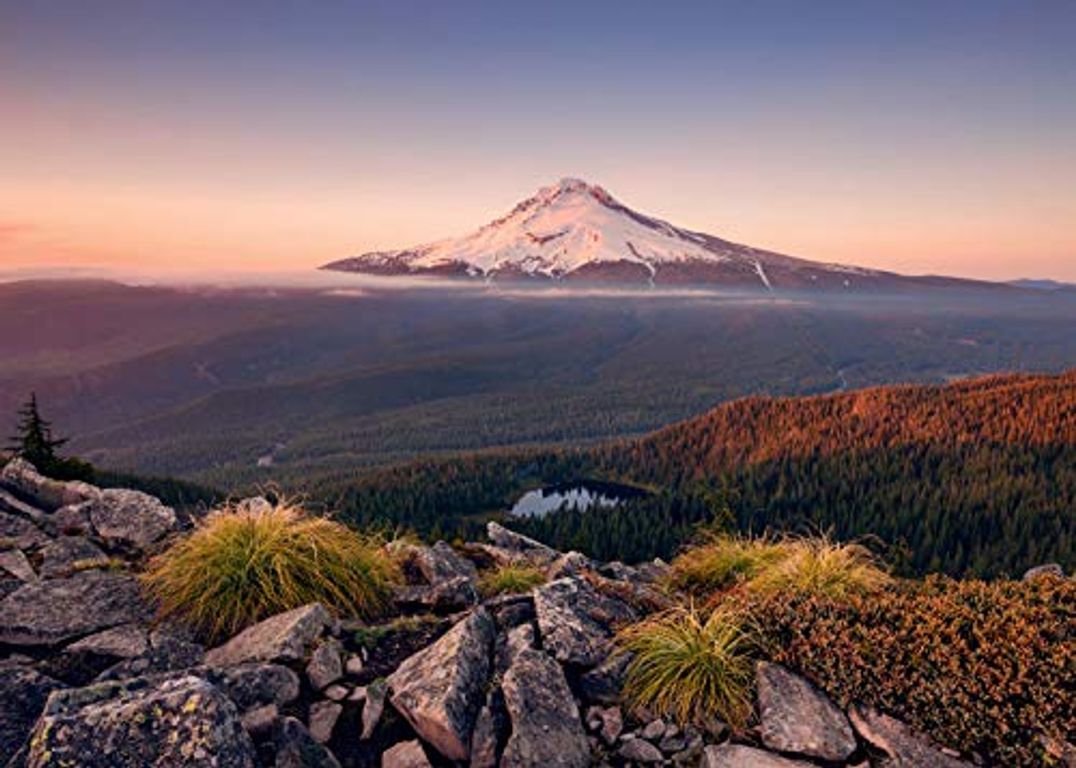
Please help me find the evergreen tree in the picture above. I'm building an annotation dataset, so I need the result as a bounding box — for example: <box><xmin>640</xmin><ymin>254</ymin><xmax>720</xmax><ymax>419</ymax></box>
<box><xmin>7</xmin><ymin>394</ymin><xmax>93</xmax><ymax>480</ymax></box>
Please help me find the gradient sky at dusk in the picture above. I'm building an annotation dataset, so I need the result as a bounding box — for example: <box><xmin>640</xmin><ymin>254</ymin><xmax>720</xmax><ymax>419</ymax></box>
<box><xmin>2</xmin><ymin>1</ymin><xmax>1075</xmax><ymax>280</ymax></box>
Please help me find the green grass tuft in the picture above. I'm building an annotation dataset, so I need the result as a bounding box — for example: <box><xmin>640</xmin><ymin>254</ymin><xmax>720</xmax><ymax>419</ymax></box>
<box><xmin>478</xmin><ymin>563</ymin><xmax>546</xmax><ymax>597</ymax></box>
<box><xmin>668</xmin><ymin>533</ymin><xmax>789</xmax><ymax>594</ymax></box>
<box><xmin>617</xmin><ymin>605</ymin><xmax>756</xmax><ymax>728</ymax></box>
<box><xmin>143</xmin><ymin>500</ymin><xmax>399</xmax><ymax>641</ymax></box>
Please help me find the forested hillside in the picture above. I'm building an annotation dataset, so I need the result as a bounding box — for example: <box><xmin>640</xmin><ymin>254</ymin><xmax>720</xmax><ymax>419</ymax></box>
<box><xmin>318</xmin><ymin>371</ymin><xmax>1075</xmax><ymax>577</ymax></box>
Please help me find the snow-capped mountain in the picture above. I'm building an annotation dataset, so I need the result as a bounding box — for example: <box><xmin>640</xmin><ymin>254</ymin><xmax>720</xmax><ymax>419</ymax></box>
<box><xmin>322</xmin><ymin>178</ymin><xmax>982</xmax><ymax>291</ymax></box>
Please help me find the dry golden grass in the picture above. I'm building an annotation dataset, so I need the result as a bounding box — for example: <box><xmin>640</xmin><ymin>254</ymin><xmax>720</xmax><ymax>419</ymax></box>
<box><xmin>746</xmin><ymin>535</ymin><xmax>891</xmax><ymax>599</ymax></box>
<box><xmin>617</xmin><ymin>605</ymin><xmax>756</xmax><ymax>728</ymax></box>
<box><xmin>478</xmin><ymin>563</ymin><xmax>546</xmax><ymax>597</ymax></box>
<box><xmin>669</xmin><ymin>532</ymin><xmax>890</xmax><ymax>600</ymax></box>
<box><xmin>143</xmin><ymin>500</ymin><xmax>399</xmax><ymax>641</ymax></box>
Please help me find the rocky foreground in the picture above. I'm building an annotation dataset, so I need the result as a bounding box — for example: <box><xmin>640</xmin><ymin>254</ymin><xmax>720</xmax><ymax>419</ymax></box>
<box><xmin>0</xmin><ymin>459</ymin><xmax>979</xmax><ymax>767</ymax></box>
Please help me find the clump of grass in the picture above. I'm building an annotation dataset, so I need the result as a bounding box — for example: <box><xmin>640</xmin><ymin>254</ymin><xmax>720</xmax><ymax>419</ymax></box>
<box><xmin>668</xmin><ymin>533</ymin><xmax>789</xmax><ymax>594</ymax></box>
<box><xmin>617</xmin><ymin>605</ymin><xmax>756</xmax><ymax>728</ymax></box>
<box><xmin>478</xmin><ymin>563</ymin><xmax>546</xmax><ymax>597</ymax></box>
<box><xmin>747</xmin><ymin>535</ymin><xmax>890</xmax><ymax>598</ymax></box>
<box><xmin>143</xmin><ymin>500</ymin><xmax>399</xmax><ymax>641</ymax></box>
<box><xmin>669</xmin><ymin>532</ymin><xmax>890</xmax><ymax>600</ymax></box>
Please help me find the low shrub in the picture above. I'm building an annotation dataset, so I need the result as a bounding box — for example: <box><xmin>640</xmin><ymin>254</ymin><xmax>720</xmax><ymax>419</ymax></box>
<box><xmin>617</xmin><ymin>605</ymin><xmax>756</xmax><ymax>728</ymax></box>
<box><xmin>143</xmin><ymin>501</ymin><xmax>399</xmax><ymax>641</ymax></box>
<box><xmin>739</xmin><ymin>575</ymin><xmax>1075</xmax><ymax>767</ymax></box>
<box><xmin>478</xmin><ymin>563</ymin><xmax>546</xmax><ymax>597</ymax></box>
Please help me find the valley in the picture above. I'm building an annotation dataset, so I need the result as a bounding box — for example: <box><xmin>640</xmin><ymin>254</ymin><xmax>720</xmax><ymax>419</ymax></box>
<box><xmin>2</xmin><ymin>279</ymin><xmax>1075</xmax><ymax>489</ymax></box>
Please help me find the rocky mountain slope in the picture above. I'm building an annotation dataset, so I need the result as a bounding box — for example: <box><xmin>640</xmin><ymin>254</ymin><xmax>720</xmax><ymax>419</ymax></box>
<box><xmin>323</xmin><ymin>178</ymin><xmax>1004</xmax><ymax>292</ymax></box>
<box><xmin>0</xmin><ymin>458</ymin><xmax>1014</xmax><ymax>768</ymax></box>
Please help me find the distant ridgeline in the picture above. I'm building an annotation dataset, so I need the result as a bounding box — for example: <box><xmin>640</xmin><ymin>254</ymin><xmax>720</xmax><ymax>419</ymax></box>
<box><xmin>313</xmin><ymin>370</ymin><xmax>1076</xmax><ymax>578</ymax></box>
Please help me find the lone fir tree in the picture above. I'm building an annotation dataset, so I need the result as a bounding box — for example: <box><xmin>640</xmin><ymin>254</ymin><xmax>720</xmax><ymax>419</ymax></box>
<box><xmin>8</xmin><ymin>393</ymin><xmax>92</xmax><ymax>480</ymax></box>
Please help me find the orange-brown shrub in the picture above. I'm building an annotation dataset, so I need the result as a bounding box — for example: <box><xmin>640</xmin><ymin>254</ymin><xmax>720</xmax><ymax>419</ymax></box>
<box><xmin>737</xmin><ymin>575</ymin><xmax>1074</xmax><ymax>767</ymax></box>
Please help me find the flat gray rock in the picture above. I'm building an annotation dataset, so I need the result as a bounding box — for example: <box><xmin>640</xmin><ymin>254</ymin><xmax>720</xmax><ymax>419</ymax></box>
<box><xmin>26</xmin><ymin>674</ymin><xmax>257</xmax><ymax>767</ymax></box>
<box><xmin>38</xmin><ymin>536</ymin><xmax>108</xmax><ymax>579</ymax></box>
<box><xmin>388</xmin><ymin>607</ymin><xmax>494</xmax><ymax>762</ymax></box>
<box><xmin>703</xmin><ymin>744</ymin><xmax>818</xmax><ymax>767</ymax></box>
<box><xmin>756</xmin><ymin>662</ymin><xmax>856</xmax><ymax>762</ymax></box>
<box><xmin>308</xmin><ymin>701</ymin><xmax>342</xmax><ymax>744</ymax></box>
<box><xmin>66</xmin><ymin>623</ymin><xmax>149</xmax><ymax>658</ymax></box>
<box><xmin>361</xmin><ymin>678</ymin><xmax>388</xmax><ymax>740</ymax></box>
<box><xmin>619</xmin><ymin>738</ymin><xmax>664</xmax><ymax>763</ymax></box>
<box><xmin>82</xmin><ymin>488</ymin><xmax>177</xmax><ymax>549</ymax></box>
<box><xmin>849</xmin><ymin>704</ymin><xmax>972</xmax><ymax>767</ymax></box>
<box><xmin>209</xmin><ymin>663</ymin><xmax>301</xmax><ymax>710</ymax></box>
<box><xmin>0</xmin><ymin>570</ymin><xmax>150</xmax><ymax>646</ymax></box>
<box><xmin>0</xmin><ymin>510</ymin><xmax>49</xmax><ymax>549</ymax></box>
<box><xmin>533</xmin><ymin>576</ymin><xmax>637</xmax><ymax>667</ymax></box>
<box><xmin>500</xmin><ymin>648</ymin><xmax>590</xmax><ymax>768</ymax></box>
<box><xmin>486</xmin><ymin>522</ymin><xmax>560</xmax><ymax>566</ymax></box>
<box><xmin>306</xmin><ymin>637</ymin><xmax>344</xmax><ymax>690</ymax></box>
<box><xmin>205</xmin><ymin>603</ymin><xmax>331</xmax><ymax>667</ymax></box>
<box><xmin>0</xmin><ymin>458</ymin><xmax>97</xmax><ymax>512</ymax></box>
<box><xmin>0</xmin><ymin>548</ymin><xmax>37</xmax><ymax>581</ymax></box>
<box><xmin>273</xmin><ymin>716</ymin><xmax>342</xmax><ymax>768</ymax></box>
<box><xmin>410</xmin><ymin>541</ymin><xmax>479</xmax><ymax>583</ymax></box>
<box><xmin>382</xmin><ymin>740</ymin><xmax>432</xmax><ymax>768</ymax></box>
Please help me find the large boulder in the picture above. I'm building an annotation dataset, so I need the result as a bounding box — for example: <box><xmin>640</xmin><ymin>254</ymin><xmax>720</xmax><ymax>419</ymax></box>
<box><xmin>486</xmin><ymin>522</ymin><xmax>560</xmax><ymax>566</ymax></box>
<box><xmin>204</xmin><ymin>603</ymin><xmax>331</xmax><ymax>667</ymax></box>
<box><xmin>80</xmin><ymin>488</ymin><xmax>177</xmax><ymax>550</ymax></box>
<box><xmin>756</xmin><ymin>662</ymin><xmax>856</xmax><ymax>762</ymax></box>
<box><xmin>26</xmin><ymin>674</ymin><xmax>257</xmax><ymax>767</ymax></box>
<box><xmin>0</xmin><ymin>570</ymin><xmax>150</xmax><ymax>646</ymax></box>
<box><xmin>703</xmin><ymin>744</ymin><xmax>818</xmax><ymax>767</ymax></box>
<box><xmin>388</xmin><ymin>607</ymin><xmax>495</xmax><ymax>762</ymax></box>
<box><xmin>0</xmin><ymin>665</ymin><xmax>63</xmax><ymax>762</ymax></box>
<box><xmin>849</xmin><ymin>704</ymin><xmax>972</xmax><ymax>767</ymax></box>
<box><xmin>533</xmin><ymin>576</ymin><xmax>637</xmax><ymax>667</ymax></box>
<box><xmin>500</xmin><ymin>648</ymin><xmax>590</xmax><ymax>768</ymax></box>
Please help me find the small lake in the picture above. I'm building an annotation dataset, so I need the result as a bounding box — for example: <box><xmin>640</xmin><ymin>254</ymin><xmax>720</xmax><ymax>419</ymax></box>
<box><xmin>509</xmin><ymin>480</ymin><xmax>648</xmax><ymax>518</ymax></box>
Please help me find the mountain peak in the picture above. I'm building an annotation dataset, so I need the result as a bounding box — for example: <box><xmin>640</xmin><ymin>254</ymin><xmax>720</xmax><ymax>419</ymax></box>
<box><xmin>322</xmin><ymin>180</ymin><xmax>921</xmax><ymax>292</ymax></box>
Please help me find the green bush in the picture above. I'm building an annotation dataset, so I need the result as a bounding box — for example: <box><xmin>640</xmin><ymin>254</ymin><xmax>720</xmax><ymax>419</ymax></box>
<box><xmin>143</xmin><ymin>501</ymin><xmax>399</xmax><ymax>641</ymax></box>
<box><xmin>738</xmin><ymin>575</ymin><xmax>1074</xmax><ymax>767</ymax></box>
